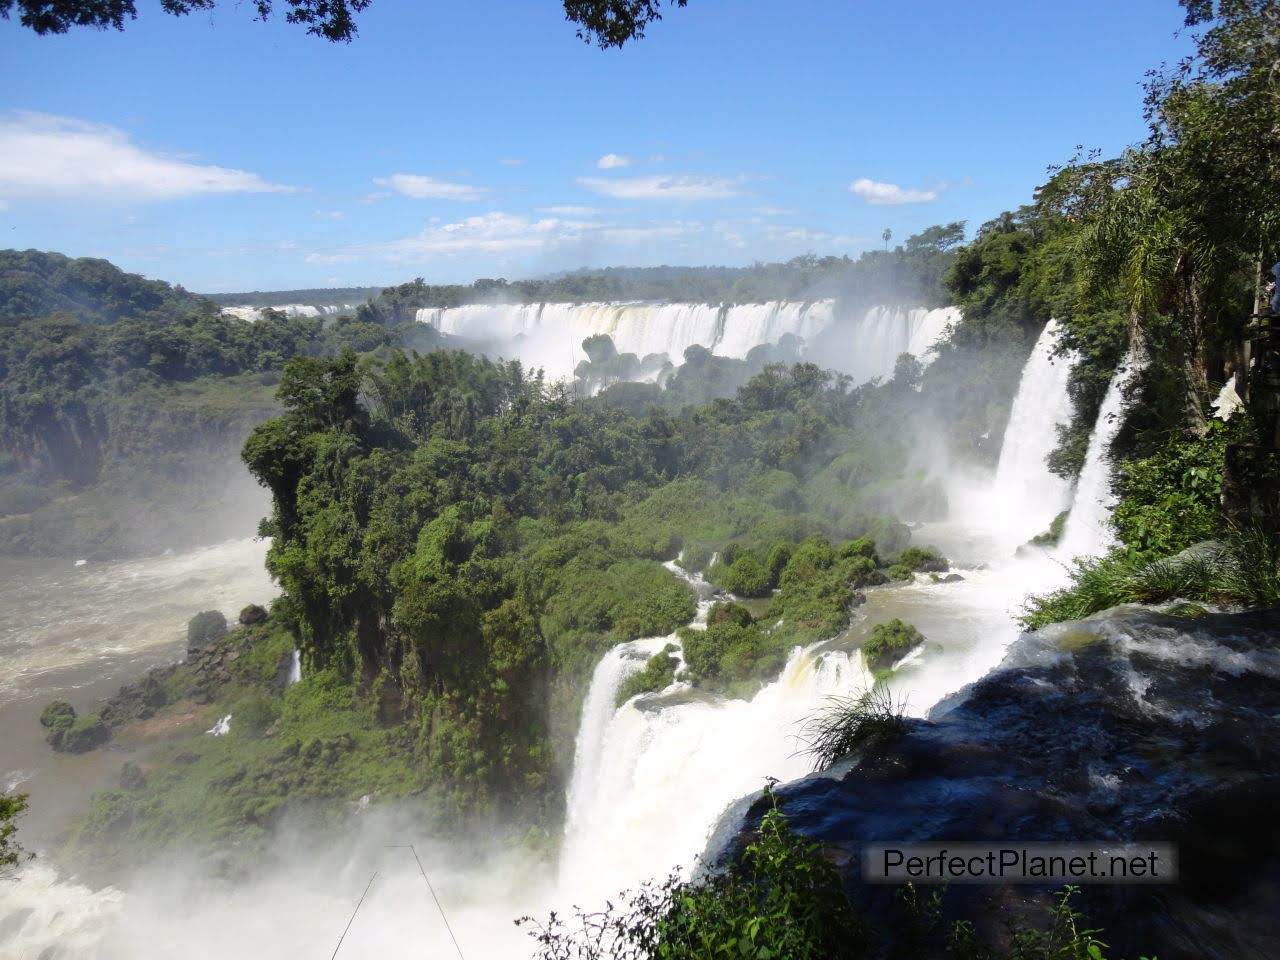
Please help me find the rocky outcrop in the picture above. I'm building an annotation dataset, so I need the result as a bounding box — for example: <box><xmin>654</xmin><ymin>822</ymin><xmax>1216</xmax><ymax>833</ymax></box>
<box><xmin>715</xmin><ymin>606</ymin><xmax>1280</xmax><ymax>960</ymax></box>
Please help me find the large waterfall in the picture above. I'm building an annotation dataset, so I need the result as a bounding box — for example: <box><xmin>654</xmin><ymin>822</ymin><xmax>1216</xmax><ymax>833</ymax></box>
<box><xmin>414</xmin><ymin>301</ymin><xmax>958</xmax><ymax>384</ymax></box>
<box><xmin>987</xmin><ymin>319</ymin><xmax>1077</xmax><ymax>539</ymax></box>
<box><xmin>221</xmin><ymin>304</ymin><xmax>355</xmax><ymax>322</ymax></box>
<box><xmin>1057</xmin><ymin>354</ymin><xmax>1138</xmax><ymax>560</ymax></box>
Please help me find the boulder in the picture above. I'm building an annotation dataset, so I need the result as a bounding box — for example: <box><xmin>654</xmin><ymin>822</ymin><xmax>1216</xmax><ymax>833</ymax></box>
<box><xmin>714</xmin><ymin>607</ymin><xmax>1280</xmax><ymax>960</ymax></box>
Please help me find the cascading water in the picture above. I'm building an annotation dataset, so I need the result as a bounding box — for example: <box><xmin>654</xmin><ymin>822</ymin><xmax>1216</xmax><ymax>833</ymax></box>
<box><xmin>1057</xmin><ymin>354</ymin><xmax>1139</xmax><ymax>560</ymax></box>
<box><xmin>985</xmin><ymin>319</ymin><xmax>1077</xmax><ymax>539</ymax></box>
<box><xmin>839</xmin><ymin>305</ymin><xmax>958</xmax><ymax>385</ymax></box>
<box><xmin>222</xmin><ymin>304</ymin><xmax>355</xmax><ymax>322</ymax></box>
<box><xmin>414</xmin><ymin>301</ymin><xmax>955</xmax><ymax>384</ymax></box>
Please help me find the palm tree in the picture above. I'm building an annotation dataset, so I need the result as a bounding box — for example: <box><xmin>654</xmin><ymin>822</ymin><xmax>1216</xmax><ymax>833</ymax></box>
<box><xmin>1072</xmin><ymin>152</ymin><xmax>1234</xmax><ymax>436</ymax></box>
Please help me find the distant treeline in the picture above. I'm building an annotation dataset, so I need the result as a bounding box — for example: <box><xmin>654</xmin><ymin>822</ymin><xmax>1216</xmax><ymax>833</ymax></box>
<box><xmin>204</xmin><ymin>287</ymin><xmax>384</xmax><ymax>308</ymax></box>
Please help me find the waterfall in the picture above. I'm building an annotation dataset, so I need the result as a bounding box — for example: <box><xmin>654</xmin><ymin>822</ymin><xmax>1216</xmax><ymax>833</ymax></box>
<box><xmin>558</xmin><ymin>642</ymin><xmax>871</xmax><ymax>900</ymax></box>
<box><xmin>221</xmin><ymin>304</ymin><xmax>355</xmax><ymax>322</ymax></box>
<box><xmin>837</xmin><ymin>305</ymin><xmax>958</xmax><ymax>385</ymax></box>
<box><xmin>414</xmin><ymin>300</ymin><xmax>954</xmax><ymax>384</ymax></box>
<box><xmin>287</xmin><ymin>649</ymin><xmax>301</xmax><ymax>685</ymax></box>
<box><xmin>987</xmin><ymin>319</ymin><xmax>1076</xmax><ymax>539</ymax></box>
<box><xmin>1057</xmin><ymin>355</ymin><xmax>1138</xmax><ymax>560</ymax></box>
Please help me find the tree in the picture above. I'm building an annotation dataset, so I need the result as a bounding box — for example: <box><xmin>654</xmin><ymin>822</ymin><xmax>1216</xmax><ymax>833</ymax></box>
<box><xmin>1</xmin><ymin>0</ymin><xmax>689</xmax><ymax>44</ymax></box>
<box><xmin>882</xmin><ymin>227</ymin><xmax>892</xmax><ymax>251</ymax></box>
<box><xmin>0</xmin><ymin>792</ymin><xmax>29</xmax><ymax>873</ymax></box>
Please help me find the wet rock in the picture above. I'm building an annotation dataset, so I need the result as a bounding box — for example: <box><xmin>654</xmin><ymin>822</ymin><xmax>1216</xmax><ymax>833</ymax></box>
<box><xmin>100</xmin><ymin>671</ymin><xmax>171</xmax><ymax>728</ymax></box>
<box><xmin>714</xmin><ymin>607</ymin><xmax>1280</xmax><ymax>960</ymax></box>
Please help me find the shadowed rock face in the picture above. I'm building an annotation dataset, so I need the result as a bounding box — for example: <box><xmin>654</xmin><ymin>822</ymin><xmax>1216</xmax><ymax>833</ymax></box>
<box><xmin>713</xmin><ymin>607</ymin><xmax>1280</xmax><ymax>960</ymax></box>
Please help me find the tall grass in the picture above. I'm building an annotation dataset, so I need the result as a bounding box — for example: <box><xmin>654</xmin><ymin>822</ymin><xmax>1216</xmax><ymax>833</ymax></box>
<box><xmin>1022</xmin><ymin>525</ymin><xmax>1280</xmax><ymax>630</ymax></box>
<box><xmin>799</xmin><ymin>686</ymin><xmax>909</xmax><ymax>770</ymax></box>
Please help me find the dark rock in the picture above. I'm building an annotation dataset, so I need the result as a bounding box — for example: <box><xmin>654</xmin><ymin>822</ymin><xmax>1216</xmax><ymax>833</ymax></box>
<box><xmin>100</xmin><ymin>672</ymin><xmax>171</xmax><ymax>729</ymax></box>
<box><xmin>186</xmin><ymin>610</ymin><xmax>228</xmax><ymax>655</ymax></box>
<box><xmin>239</xmin><ymin>604</ymin><xmax>268</xmax><ymax>625</ymax></box>
<box><xmin>713</xmin><ymin>607</ymin><xmax>1280</xmax><ymax>960</ymax></box>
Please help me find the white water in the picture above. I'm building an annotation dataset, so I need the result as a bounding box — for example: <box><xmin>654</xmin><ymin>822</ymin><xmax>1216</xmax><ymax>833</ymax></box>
<box><xmin>222</xmin><ymin>304</ymin><xmax>355</xmax><ymax>322</ymax></box>
<box><xmin>0</xmin><ymin>331</ymin><xmax>1139</xmax><ymax>959</ymax></box>
<box><xmin>987</xmin><ymin>320</ymin><xmax>1077</xmax><ymax>537</ymax></box>
<box><xmin>414</xmin><ymin>301</ymin><xmax>956</xmax><ymax>384</ymax></box>
<box><xmin>287</xmin><ymin>649</ymin><xmax>302</xmax><ymax>685</ymax></box>
<box><xmin>1057</xmin><ymin>354</ymin><xmax>1138</xmax><ymax>560</ymax></box>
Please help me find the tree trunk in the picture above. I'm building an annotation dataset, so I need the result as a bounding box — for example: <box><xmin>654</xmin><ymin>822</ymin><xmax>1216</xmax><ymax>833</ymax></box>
<box><xmin>1180</xmin><ymin>266</ymin><xmax>1210</xmax><ymax>437</ymax></box>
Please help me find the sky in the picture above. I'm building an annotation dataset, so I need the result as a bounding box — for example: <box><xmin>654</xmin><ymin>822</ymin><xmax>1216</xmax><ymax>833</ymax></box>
<box><xmin>0</xmin><ymin>0</ymin><xmax>1195</xmax><ymax>294</ymax></box>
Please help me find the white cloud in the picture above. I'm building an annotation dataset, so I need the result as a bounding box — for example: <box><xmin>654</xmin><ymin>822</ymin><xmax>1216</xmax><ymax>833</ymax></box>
<box><xmin>596</xmin><ymin>153</ymin><xmax>633</xmax><ymax>169</ymax></box>
<box><xmin>576</xmin><ymin>173</ymin><xmax>744</xmax><ymax>201</ymax></box>
<box><xmin>372</xmin><ymin>174</ymin><xmax>490</xmax><ymax>201</ymax></box>
<box><xmin>849</xmin><ymin>178</ymin><xmax>939</xmax><ymax>205</ymax></box>
<box><xmin>306</xmin><ymin>211</ymin><xmax>702</xmax><ymax>265</ymax></box>
<box><xmin>498</xmin><ymin>157</ymin><xmax>524</xmax><ymax>166</ymax></box>
<box><xmin>314</xmin><ymin>209</ymin><xmax>346</xmax><ymax>220</ymax></box>
<box><xmin>0</xmin><ymin>112</ymin><xmax>297</xmax><ymax>202</ymax></box>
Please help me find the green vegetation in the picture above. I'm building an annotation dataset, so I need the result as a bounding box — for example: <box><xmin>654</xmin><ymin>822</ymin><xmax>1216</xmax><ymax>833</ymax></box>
<box><xmin>800</xmin><ymin>687</ymin><xmax>909</xmax><ymax>770</ymax></box>
<box><xmin>616</xmin><ymin>644</ymin><xmax>680</xmax><ymax>706</ymax></box>
<box><xmin>863</xmin><ymin>619</ymin><xmax>926</xmax><ymax>673</ymax></box>
<box><xmin>1022</xmin><ymin>525</ymin><xmax>1280</xmax><ymax>629</ymax></box>
<box><xmin>522</xmin><ymin>789</ymin><xmax>866</xmax><ymax>960</ymax></box>
<box><xmin>1030</xmin><ymin>510</ymin><xmax>1068</xmax><ymax>547</ymax></box>
<box><xmin>955</xmin><ymin>1</ymin><xmax>1280</xmax><ymax>627</ymax></box>
<box><xmin>39</xmin><ymin>699</ymin><xmax>108</xmax><ymax>752</ymax></box>
<box><xmin>522</xmin><ymin>790</ymin><xmax>1142</xmax><ymax>960</ymax></box>
<box><xmin>0</xmin><ymin>792</ymin><xmax>28</xmax><ymax>872</ymax></box>
<box><xmin>0</xmin><ymin>250</ymin><xmax>446</xmax><ymax>557</ymax></box>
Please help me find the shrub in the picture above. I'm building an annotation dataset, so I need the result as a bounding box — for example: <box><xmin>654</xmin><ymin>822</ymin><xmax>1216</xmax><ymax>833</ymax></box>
<box><xmin>707</xmin><ymin>601</ymin><xmax>753</xmax><ymax>628</ymax></box>
<box><xmin>1030</xmin><ymin>510</ymin><xmax>1068</xmax><ymax>547</ymax></box>
<box><xmin>40</xmin><ymin>699</ymin><xmax>77</xmax><ymax>734</ymax></box>
<box><xmin>893</xmin><ymin>546</ymin><xmax>948</xmax><ymax>573</ymax></box>
<box><xmin>616</xmin><ymin>645</ymin><xmax>680</xmax><ymax>706</ymax></box>
<box><xmin>187</xmin><ymin>610</ymin><xmax>228</xmax><ymax>653</ymax></box>
<box><xmin>800</xmin><ymin>686</ymin><xmax>909</xmax><ymax>769</ymax></box>
<box><xmin>716</xmin><ymin>552</ymin><xmax>773</xmax><ymax>597</ymax></box>
<box><xmin>1021</xmin><ymin>525</ymin><xmax>1280</xmax><ymax>629</ymax></box>
<box><xmin>862</xmin><ymin>619</ymin><xmax>925</xmax><ymax>672</ymax></box>
<box><xmin>839</xmin><ymin>536</ymin><xmax>878</xmax><ymax>562</ymax></box>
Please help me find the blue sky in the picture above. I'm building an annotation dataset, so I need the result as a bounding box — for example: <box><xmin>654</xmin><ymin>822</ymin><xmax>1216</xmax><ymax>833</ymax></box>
<box><xmin>1</xmin><ymin>0</ymin><xmax>1193</xmax><ymax>293</ymax></box>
